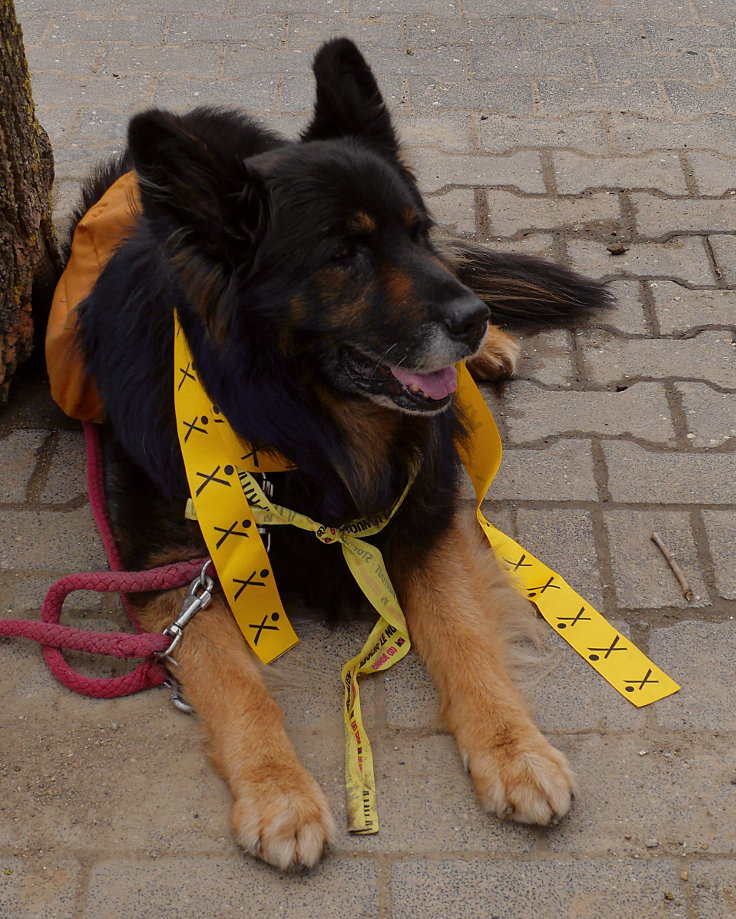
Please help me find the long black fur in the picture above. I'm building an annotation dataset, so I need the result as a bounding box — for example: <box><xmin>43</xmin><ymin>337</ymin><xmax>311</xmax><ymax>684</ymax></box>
<box><xmin>69</xmin><ymin>38</ymin><xmax>609</xmax><ymax>619</ymax></box>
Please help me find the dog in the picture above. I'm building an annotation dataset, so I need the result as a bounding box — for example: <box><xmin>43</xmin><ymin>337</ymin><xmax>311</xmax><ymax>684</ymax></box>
<box><xmin>60</xmin><ymin>38</ymin><xmax>609</xmax><ymax>870</ymax></box>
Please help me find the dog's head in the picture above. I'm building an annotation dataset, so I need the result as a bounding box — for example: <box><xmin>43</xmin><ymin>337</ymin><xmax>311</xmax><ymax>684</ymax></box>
<box><xmin>128</xmin><ymin>38</ymin><xmax>488</xmax><ymax>416</ymax></box>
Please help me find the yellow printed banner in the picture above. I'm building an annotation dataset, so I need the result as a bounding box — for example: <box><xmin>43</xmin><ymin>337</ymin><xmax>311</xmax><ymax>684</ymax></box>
<box><xmin>237</xmin><ymin>468</ymin><xmax>415</xmax><ymax>834</ymax></box>
<box><xmin>173</xmin><ymin>316</ymin><xmax>298</xmax><ymax>664</ymax></box>
<box><xmin>455</xmin><ymin>363</ymin><xmax>680</xmax><ymax>707</ymax></box>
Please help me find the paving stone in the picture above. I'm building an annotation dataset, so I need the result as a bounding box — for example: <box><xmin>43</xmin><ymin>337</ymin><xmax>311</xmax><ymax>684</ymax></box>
<box><xmin>34</xmin><ymin>106</ymin><xmax>76</xmax><ymax>148</ymax></box>
<box><xmin>650</xmin><ymin>281</ymin><xmax>736</xmax><ymax>333</ymax></box>
<box><xmin>577</xmin><ymin>0</ymin><xmax>694</xmax><ymax>18</ymax></box>
<box><xmin>516</xmin><ymin>507</ymin><xmax>604</xmax><ymax>608</ymax></box>
<box><xmin>486</xmin><ymin>189</ymin><xmax>621</xmax><ymax>237</ymax></box>
<box><xmin>689</xmin><ymin>860</ymin><xmax>736</xmax><ymax>919</ymax></box>
<box><xmin>384</xmin><ymin>650</ymin><xmax>441</xmax><ymax>730</ymax></box>
<box><xmin>168</xmin><ymin>13</ymin><xmax>285</xmax><ymax>45</ymax></box>
<box><xmin>504</xmin><ymin>380</ymin><xmax>676</xmax><ymax>445</ymax></box>
<box><xmin>24</xmin><ymin>41</ymin><xmax>100</xmax><ymax>77</ymax></box>
<box><xmin>604</xmin><ymin>509</ymin><xmax>710</xmax><ymax>609</ymax></box>
<box><xmin>651</xmin><ymin>621</ymin><xmax>736</xmax><ymax>730</ymax></box>
<box><xmin>525</xmin><ymin>19</ymin><xmax>646</xmax><ymax>51</ymax></box>
<box><xmin>98</xmin><ymin>43</ymin><xmax>222</xmax><ymax>79</ymax></box>
<box><xmin>599</xmin><ymin>279</ymin><xmax>650</xmax><ymax>335</ymax></box>
<box><xmin>69</xmin><ymin>108</ymin><xmax>128</xmax><ymax>148</ymax></box>
<box><xmin>347</xmin><ymin>0</ymin><xmax>460</xmax><ymax>15</ymax></box>
<box><xmin>538</xmin><ymin>79</ymin><xmax>667</xmax><ymax>116</ymax></box>
<box><xmin>580</xmin><ymin>329</ymin><xmax>736</xmax><ymax>388</ymax></box>
<box><xmin>516</xmin><ymin>329</ymin><xmax>576</xmax><ymax>387</ymax></box>
<box><xmin>692</xmin><ymin>0</ymin><xmax>736</xmax><ymax>23</ymax></box>
<box><xmin>408</xmin><ymin>77</ymin><xmax>536</xmax><ymax>115</ymax></box>
<box><xmin>687</xmin><ymin>152</ymin><xmax>736</xmax><ymax>195</ymax></box>
<box><xmin>426</xmin><ymin>188</ymin><xmax>476</xmax><ymax>236</ymax></box>
<box><xmin>546</xmin><ymin>733</ymin><xmax>736</xmax><ymax>856</ymax></box>
<box><xmin>645</xmin><ymin>22</ymin><xmax>736</xmax><ymax>51</ymax></box>
<box><xmin>676</xmin><ymin>384</ymin><xmax>736</xmax><ymax>447</ymax></box>
<box><xmin>701</xmin><ymin>510</ymin><xmax>736</xmax><ymax>599</ymax></box>
<box><xmin>553</xmin><ymin>152</ymin><xmax>688</xmax><ymax>194</ymax></box>
<box><xmin>47</xmin><ymin>14</ymin><xmax>168</xmax><ymax>44</ymax></box>
<box><xmin>414</xmin><ymin>149</ymin><xmax>545</xmax><ymax>194</ymax></box>
<box><xmin>464</xmin><ymin>0</ymin><xmax>577</xmax><ymax>16</ymax></box>
<box><xmin>392</xmin><ymin>856</ymin><xmax>688</xmax><ymax>918</ymax></box>
<box><xmin>0</xmin><ymin>857</ymin><xmax>80</xmax><ymax>919</ymax></box>
<box><xmin>14</xmin><ymin>12</ymin><xmax>51</xmax><ymax>44</ymax></box>
<box><xmin>0</xmin><ymin>507</ymin><xmax>107</xmax><ymax>571</ymax></box>
<box><xmin>27</xmin><ymin>72</ymin><xmax>155</xmax><ymax>111</ymax></box>
<box><xmin>83</xmin><ymin>857</ymin><xmax>377</xmax><ymax>919</ymax></box>
<box><xmin>0</xmin><ymin>430</ymin><xmax>48</xmax><ymax>502</ymax></box>
<box><xmin>631</xmin><ymin>193</ymin><xmax>736</xmax><ymax>237</ymax></box>
<box><xmin>608</xmin><ymin>114</ymin><xmax>736</xmax><ymax>156</ymax></box>
<box><xmin>483</xmin><ymin>439</ymin><xmax>598</xmax><ymax>502</ymax></box>
<box><xmin>667</xmin><ymin>82</ymin><xmax>736</xmax><ymax>116</ymax></box>
<box><xmin>593</xmin><ymin>49</ymin><xmax>716</xmax><ymax>82</ymax></box>
<box><xmin>327</xmin><ymin>734</ymin><xmax>536</xmax><ymax>854</ymax></box>
<box><xmin>603</xmin><ymin>442</ymin><xmax>736</xmax><ymax>504</ymax></box>
<box><xmin>398</xmin><ymin>113</ymin><xmax>472</xmax><ymax>152</ymax></box>
<box><xmin>709</xmin><ymin>234</ymin><xmax>736</xmax><ymax>285</ymax></box>
<box><xmin>286</xmin><ymin>14</ymin><xmax>405</xmax><ymax>50</ymax></box>
<box><xmin>567</xmin><ymin>237</ymin><xmax>716</xmax><ymax>284</ymax></box>
<box><xmin>484</xmin><ymin>232</ymin><xmax>557</xmax><ymax>260</ymax></box>
<box><xmin>528</xmin><ymin>618</ymin><xmax>648</xmax><ymax>732</ymax></box>
<box><xmin>405</xmin><ymin>16</ymin><xmax>524</xmax><ymax>50</ymax></box>
<box><xmin>153</xmin><ymin>75</ymin><xmax>277</xmax><ymax>112</ymax></box>
<box><xmin>39</xmin><ymin>431</ymin><xmax>87</xmax><ymax>504</ymax></box>
<box><xmin>1</xmin><ymin>570</ymin><xmax>103</xmax><ymax>616</ymax></box>
<box><xmin>478</xmin><ymin>113</ymin><xmax>607</xmax><ymax>155</ymax></box>
<box><xmin>471</xmin><ymin>49</ymin><xmax>590</xmax><ymax>82</ymax></box>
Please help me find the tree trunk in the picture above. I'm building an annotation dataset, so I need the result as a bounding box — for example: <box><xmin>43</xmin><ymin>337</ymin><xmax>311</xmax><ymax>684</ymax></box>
<box><xmin>0</xmin><ymin>0</ymin><xmax>61</xmax><ymax>404</ymax></box>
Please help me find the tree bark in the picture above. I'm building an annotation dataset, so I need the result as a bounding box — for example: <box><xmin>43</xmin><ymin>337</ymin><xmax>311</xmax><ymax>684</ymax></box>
<box><xmin>0</xmin><ymin>0</ymin><xmax>61</xmax><ymax>404</ymax></box>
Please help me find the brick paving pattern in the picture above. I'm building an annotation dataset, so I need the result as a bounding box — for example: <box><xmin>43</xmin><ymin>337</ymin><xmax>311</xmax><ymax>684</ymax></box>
<box><xmin>1</xmin><ymin>0</ymin><xmax>735</xmax><ymax>917</ymax></box>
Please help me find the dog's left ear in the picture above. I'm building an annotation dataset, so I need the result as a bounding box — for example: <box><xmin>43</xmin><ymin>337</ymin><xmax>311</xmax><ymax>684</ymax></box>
<box><xmin>301</xmin><ymin>38</ymin><xmax>400</xmax><ymax>159</ymax></box>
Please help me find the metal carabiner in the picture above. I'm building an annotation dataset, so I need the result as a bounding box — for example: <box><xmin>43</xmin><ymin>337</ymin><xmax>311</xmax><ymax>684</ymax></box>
<box><xmin>157</xmin><ymin>559</ymin><xmax>215</xmax><ymax>665</ymax></box>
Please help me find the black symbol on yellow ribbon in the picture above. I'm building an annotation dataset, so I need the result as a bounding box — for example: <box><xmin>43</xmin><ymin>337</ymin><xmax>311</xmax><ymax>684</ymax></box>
<box><xmin>211</xmin><ymin>404</ymin><xmax>225</xmax><ymax>424</ymax></box>
<box><xmin>250</xmin><ymin>611</ymin><xmax>280</xmax><ymax>645</ymax></box>
<box><xmin>624</xmin><ymin>668</ymin><xmax>660</xmax><ymax>692</ymax></box>
<box><xmin>557</xmin><ymin>607</ymin><xmax>591</xmax><ymax>630</ymax></box>
<box><xmin>588</xmin><ymin>634</ymin><xmax>627</xmax><ymax>661</ymax></box>
<box><xmin>504</xmin><ymin>552</ymin><xmax>533</xmax><ymax>571</ymax></box>
<box><xmin>213</xmin><ymin>518</ymin><xmax>252</xmax><ymax>549</ymax></box>
<box><xmin>241</xmin><ymin>445</ymin><xmax>262</xmax><ymax>468</ymax></box>
<box><xmin>177</xmin><ymin>362</ymin><xmax>196</xmax><ymax>390</ymax></box>
<box><xmin>527</xmin><ymin>576</ymin><xmax>561</xmax><ymax>598</ymax></box>
<box><xmin>233</xmin><ymin>568</ymin><xmax>270</xmax><ymax>601</ymax></box>
<box><xmin>195</xmin><ymin>465</ymin><xmax>232</xmax><ymax>496</ymax></box>
<box><xmin>183</xmin><ymin>415</ymin><xmax>209</xmax><ymax>442</ymax></box>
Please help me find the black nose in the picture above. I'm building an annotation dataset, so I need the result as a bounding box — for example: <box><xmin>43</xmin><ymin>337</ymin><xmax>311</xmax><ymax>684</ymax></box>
<box><xmin>443</xmin><ymin>295</ymin><xmax>489</xmax><ymax>344</ymax></box>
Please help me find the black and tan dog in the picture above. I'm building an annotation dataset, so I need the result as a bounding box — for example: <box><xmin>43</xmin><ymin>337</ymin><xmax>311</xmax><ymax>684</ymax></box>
<box><xmin>66</xmin><ymin>38</ymin><xmax>608</xmax><ymax>869</ymax></box>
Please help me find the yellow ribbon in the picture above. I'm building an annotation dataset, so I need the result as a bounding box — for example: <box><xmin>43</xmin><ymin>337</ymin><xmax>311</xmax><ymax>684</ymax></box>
<box><xmin>173</xmin><ymin>315</ymin><xmax>680</xmax><ymax>835</ymax></box>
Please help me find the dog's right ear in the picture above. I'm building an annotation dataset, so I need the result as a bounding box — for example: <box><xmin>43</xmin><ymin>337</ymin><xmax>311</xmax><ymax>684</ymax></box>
<box><xmin>301</xmin><ymin>38</ymin><xmax>400</xmax><ymax>158</ymax></box>
<box><xmin>128</xmin><ymin>109</ymin><xmax>269</xmax><ymax>265</ymax></box>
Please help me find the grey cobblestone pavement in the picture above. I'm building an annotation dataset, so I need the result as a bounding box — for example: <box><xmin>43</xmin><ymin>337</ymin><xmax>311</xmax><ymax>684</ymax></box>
<box><xmin>2</xmin><ymin>1</ymin><xmax>735</xmax><ymax>917</ymax></box>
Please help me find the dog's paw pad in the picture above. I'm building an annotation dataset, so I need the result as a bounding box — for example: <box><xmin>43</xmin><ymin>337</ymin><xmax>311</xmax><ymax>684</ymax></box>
<box><xmin>468</xmin><ymin>734</ymin><xmax>575</xmax><ymax>826</ymax></box>
<box><xmin>231</xmin><ymin>764</ymin><xmax>336</xmax><ymax>870</ymax></box>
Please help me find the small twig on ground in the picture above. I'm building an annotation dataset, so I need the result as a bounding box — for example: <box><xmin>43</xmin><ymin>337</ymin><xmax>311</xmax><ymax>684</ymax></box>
<box><xmin>651</xmin><ymin>532</ymin><xmax>694</xmax><ymax>602</ymax></box>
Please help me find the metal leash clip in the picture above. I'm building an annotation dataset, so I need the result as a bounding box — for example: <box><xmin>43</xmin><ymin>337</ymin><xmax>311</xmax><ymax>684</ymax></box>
<box><xmin>157</xmin><ymin>559</ymin><xmax>214</xmax><ymax>667</ymax></box>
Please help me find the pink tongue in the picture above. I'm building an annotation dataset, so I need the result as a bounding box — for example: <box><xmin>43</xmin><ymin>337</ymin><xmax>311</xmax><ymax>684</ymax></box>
<box><xmin>389</xmin><ymin>364</ymin><xmax>458</xmax><ymax>400</ymax></box>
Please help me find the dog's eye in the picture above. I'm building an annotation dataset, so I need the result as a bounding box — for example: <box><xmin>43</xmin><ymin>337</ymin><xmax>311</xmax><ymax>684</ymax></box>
<box><xmin>330</xmin><ymin>243</ymin><xmax>361</xmax><ymax>264</ymax></box>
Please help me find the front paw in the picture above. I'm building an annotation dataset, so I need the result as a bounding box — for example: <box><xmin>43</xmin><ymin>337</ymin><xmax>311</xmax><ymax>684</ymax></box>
<box><xmin>231</xmin><ymin>762</ymin><xmax>336</xmax><ymax>870</ymax></box>
<box><xmin>465</xmin><ymin>730</ymin><xmax>575</xmax><ymax>826</ymax></box>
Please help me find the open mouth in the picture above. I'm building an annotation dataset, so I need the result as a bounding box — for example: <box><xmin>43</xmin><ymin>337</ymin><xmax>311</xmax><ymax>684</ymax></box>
<box><xmin>340</xmin><ymin>347</ymin><xmax>458</xmax><ymax>412</ymax></box>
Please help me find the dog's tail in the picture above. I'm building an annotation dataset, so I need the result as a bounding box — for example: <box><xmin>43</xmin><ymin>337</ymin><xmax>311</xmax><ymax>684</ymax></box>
<box><xmin>441</xmin><ymin>237</ymin><xmax>612</xmax><ymax>329</ymax></box>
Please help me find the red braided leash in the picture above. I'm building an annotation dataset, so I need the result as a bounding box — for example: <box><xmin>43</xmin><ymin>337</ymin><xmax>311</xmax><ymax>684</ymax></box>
<box><xmin>0</xmin><ymin>422</ymin><xmax>207</xmax><ymax>698</ymax></box>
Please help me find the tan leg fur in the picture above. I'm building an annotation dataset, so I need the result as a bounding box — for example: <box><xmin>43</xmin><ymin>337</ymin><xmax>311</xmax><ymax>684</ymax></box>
<box><xmin>391</xmin><ymin>507</ymin><xmax>575</xmax><ymax>825</ymax></box>
<box><xmin>467</xmin><ymin>324</ymin><xmax>521</xmax><ymax>381</ymax></box>
<box><xmin>134</xmin><ymin>589</ymin><xmax>335</xmax><ymax>870</ymax></box>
